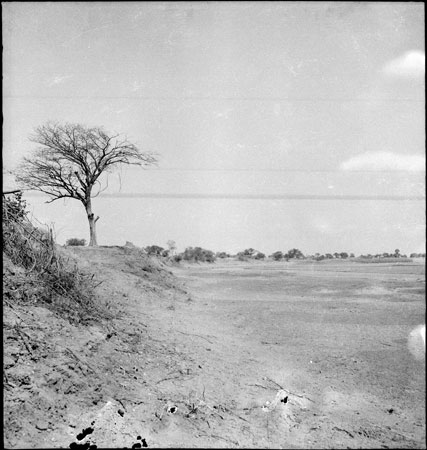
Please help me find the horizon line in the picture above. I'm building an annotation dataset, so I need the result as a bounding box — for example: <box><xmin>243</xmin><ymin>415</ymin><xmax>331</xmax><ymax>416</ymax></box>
<box><xmin>4</xmin><ymin>94</ymin><xmax>424</xmax><ymax>103</ymax></box>
<box><xmin>23</xmin><ymin>192</ymin><xmax>425</xmax><ymax>201</ymax></box>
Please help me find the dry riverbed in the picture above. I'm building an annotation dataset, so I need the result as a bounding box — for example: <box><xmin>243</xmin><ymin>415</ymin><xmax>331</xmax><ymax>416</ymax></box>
<box><xmin>3</xmin><ymin>249</ymin><xmax>425</xmax><ymax>448</ymax></box>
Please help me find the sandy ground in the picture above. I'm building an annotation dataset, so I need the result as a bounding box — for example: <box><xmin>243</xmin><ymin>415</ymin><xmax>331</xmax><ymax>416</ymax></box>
<box><xmin>3</xmin><ymin>248</ymin><xmax>426</xmax><ymax>448</ymax></box>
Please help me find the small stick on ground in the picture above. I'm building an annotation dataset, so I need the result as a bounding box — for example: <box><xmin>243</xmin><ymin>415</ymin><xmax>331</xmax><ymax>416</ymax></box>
<box><xmin>248</xmin><ymin>383</ymin><xmax>274</xmax><ymax>390</ymax></box>
<box><xmin>200</xmin><ymin>402</ymin><xmax>224</xmax><ymax>420</ymax></box>
<box><xmin>333</xmin><ymin>426</ymin><xmax>354</xmax><ymax>438</ymax></box>
<box><xmin>16</xmin><ymin>328</ymin><xmax>33</xmax><ymax>356</ymax></box>
<box><xmin>198</xmin><ymin>431</ymin><xmax>239</xmax><ymax>446</ymax></box>
<box><xmin>222</xmin><ymin>406</ymin><xmax>250</xmax><ymax>423</ymax></box>
<box><xmin>264</xmin><ymin>376</ymin><xmax>314</xmax><ymax>402</ymax></box>
<box><xmin>114</xmin><ymin>397</ymin><xmax>127</xmax><ymax>411</ymax></box>
<box><xmin>155</xmin><ymin>375</ymin><xmax>181</xmax><ymax>385</ymax></box>
<box><xmin>4</xmin><ymin>299</ymin><xmax>16</xmax><ymax>310</ymax></box>
<box><xmin>64</xmin><ymin>348</ymin><xmax>95</xmax><ymax>373</ymax></box>
<box><xmin>175</xmin><ymin>330</ymin><xmax>215</xmax><ymax>344</ymax></box>
<box><xmin>264</xmin><ymin>376</ymin><xmax>284</xmax><ymax>390</ymax></box>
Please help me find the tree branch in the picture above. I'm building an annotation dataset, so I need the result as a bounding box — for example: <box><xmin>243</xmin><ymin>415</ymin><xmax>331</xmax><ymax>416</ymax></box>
<box><xmin>15</xmin><ymin>122</ymin><xmax>158</xmax><ymax>243</ymax></box>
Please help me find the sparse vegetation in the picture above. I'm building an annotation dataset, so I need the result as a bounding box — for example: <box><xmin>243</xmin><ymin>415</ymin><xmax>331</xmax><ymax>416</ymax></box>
<box><xmin>410</xmin><ymin>253</ymin><xmax>426</xmax><ymax>258</ymax></box>
<box><xmin>235</xmin><ymin>248</ymin><xmax>266</xmax><ymax>261</ymax></box>
<box><xmin>181</xmin><ymin>246</ymin><xmax>216</xmax><ymax>263</ymax></box>
<box><xmin>139</xmin><ymin>241</ymin><xmax>420</xmax><ymax>266</ymax></box>
<box><xmin>145</xmin><ymin>245</ymin><xmax>166</xmax><ymax>257</ymax></box>
<box><xmin>284</xmin><ymin>248</ymin><xmax>305</xmax><ymax>259</ymax></box>
<box><xmin>66</xmin><ymin>237</ymin><xmax>87</xmax><ymax>246</ymax></box>
<box><xmin>3</xmin><ymin>191</ymin><xmax>107</xmax><ymax>324</ymax></box>
<box><xmin>173</xmin><ymin>253</ymin><xmax>183</xmax><ymax>263</ymax></box>
<box><xmin>216</xmin><ymin>251</ymin><xmax>230</xmax><ymax>259</ymax></box>
<box><xmin>270</xmin><ymin>251</ymin><xmax>284</xmax><ymax>261</ymax></box>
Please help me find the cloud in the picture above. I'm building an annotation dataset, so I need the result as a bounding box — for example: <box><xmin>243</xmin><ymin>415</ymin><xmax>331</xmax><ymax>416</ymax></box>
<box><xmin>340</xmin><ymin>152</ymin><xmax>425</xmax><ymax>172</ymax></box>
<box><xmin>383</xmin><ymin>50</ymin><xmax>425</xmax><ymax>78</ymax></box>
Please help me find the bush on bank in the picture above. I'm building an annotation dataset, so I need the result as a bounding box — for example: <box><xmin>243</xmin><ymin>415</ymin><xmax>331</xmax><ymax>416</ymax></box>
<box><xmin>3</xmin><ymin>192</ymin><xmax>107</xmax><ymax>324</ymax></box>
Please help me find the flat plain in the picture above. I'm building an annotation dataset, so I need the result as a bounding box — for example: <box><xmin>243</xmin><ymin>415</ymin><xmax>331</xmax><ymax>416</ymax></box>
<box><xmin>172</xmin><ymin>258</ymin><xmax>426</xmax><ymax>448</ymax></box>
<box><xmin>4</xmin><ymin>249</ymin><xmax>425</xmax><ymax>448</ymax></box>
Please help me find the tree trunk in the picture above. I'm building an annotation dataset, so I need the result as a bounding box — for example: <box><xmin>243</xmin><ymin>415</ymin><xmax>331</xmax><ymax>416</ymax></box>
<box><xmin>85</xmin><ymin>199</ymin><xmax>99</xmax><ymax>246</ymax></box>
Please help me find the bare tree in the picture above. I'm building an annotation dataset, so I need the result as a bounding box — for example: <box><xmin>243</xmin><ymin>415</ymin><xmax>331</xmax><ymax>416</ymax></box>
<box><xmin>16</xmin><ymin>122</ymin><xmax>158</xmax><ymax>246</ymax></box>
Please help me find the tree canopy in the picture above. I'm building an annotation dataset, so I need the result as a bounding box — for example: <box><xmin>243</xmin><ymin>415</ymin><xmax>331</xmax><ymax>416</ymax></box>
<box><xmin>16</xmin><ymin>122</ymin><xmax>157</xmax><ymax>203</ymax></box>
<box><xmin>16</xmin><ymin>122</ymin><xmax>158</xmax><ymax>245</ymax></box>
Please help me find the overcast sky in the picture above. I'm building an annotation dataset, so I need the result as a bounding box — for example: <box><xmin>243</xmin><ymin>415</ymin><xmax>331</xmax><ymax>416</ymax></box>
<box><xmin>3</xmin><ymin>2</ymin><xmax>425</xmax><ymax>255</ymax></box>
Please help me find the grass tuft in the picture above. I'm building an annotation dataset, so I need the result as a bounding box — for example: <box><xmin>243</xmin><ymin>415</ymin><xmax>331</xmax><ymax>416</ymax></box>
<box><xmin>3</xmin><ymin>192</ymin><xmax>110</xmax><ymax>325</ymax></box>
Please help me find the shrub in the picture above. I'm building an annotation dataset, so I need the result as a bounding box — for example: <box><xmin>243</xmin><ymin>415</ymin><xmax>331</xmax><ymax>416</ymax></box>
<box><xmin>285</xmin><ymin>248</ymin><xmax>305</xmax><ymax>259</ymax></box>
<box><xmin>66</xmin><ymin>237</ymin><xmax>86</xmax><ymax>246</ymax></box>
<box><xmin>3</xmin><ymin>191</ymin><xmax>27</xmax><ymax>221</ymax></box>
<box><xmin>3</xmin><ymin>192</ymin><xmax>106</xmax><ymax>325</ymax></box>
<box><xmin>145</xmin><ymin>245</ymin><xmax>165</xmax><ymax>256</ymax></box>
<box><xmin>181</xmin><ymin>246</ymin><xmax>216</xmax><ymax>263</ymax></box>
<box><xmin>236</xmin><ymin>249</ymin><xmax>265</xmax><ymax>260</ymax></box>
<box><xmin>270</xmin><ymin>251</ymin><xmax>283</xmax><ymax>261</ymax></box>
<box><xmin>411</xmin><ymin>253</ymin><xmax>426</xmax><ymax>258</ymax></box>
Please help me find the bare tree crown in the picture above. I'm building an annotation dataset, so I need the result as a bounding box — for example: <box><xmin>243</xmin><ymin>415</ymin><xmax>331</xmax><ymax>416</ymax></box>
<box><xmin>16</xmin><ymin>122</ymin><xmax>157</xmax><ymax>204</ymax></box>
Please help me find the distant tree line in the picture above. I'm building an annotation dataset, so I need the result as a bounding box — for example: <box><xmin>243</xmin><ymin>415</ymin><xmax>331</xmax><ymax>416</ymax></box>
<box><xmin>138</xmin><ymin>244</ymin><xmax>425</xmax><ymax>264</ymax></box>
<box><xmin>70</xmin><ymin>241</ymin><xmax>421</xmax><ymax>264</ymax></box>
<box><xmin>236</xmin><ymin>248</ymin><xmax>265</xmax><ymax>261</ymax></box>
<box><xmin>269</xmin><ymin>248</ymin><xmax>305</xmax><ymax>261</ymax></box>
<box><xmin>144</xmin><ymin>245</ymin><xmax>215</xmax><ymax>263</ymax></box>
<box><xmin>310</xmin><ymin>252</ymin><xmax>352</xmax><ymax>261</ymax></box>
<box><xmin>409</xmin><ymin>253</ymin><xmax>426</xmax><ymax>258</ymax></box>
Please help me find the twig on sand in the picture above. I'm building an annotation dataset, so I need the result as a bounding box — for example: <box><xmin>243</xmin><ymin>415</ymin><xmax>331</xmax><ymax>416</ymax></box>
<box><xmin>198</xmin><ymin>431</ymin><xmax>239</xmax><ymax>446</ymax></box>
<box><xmin>263</xmin><ymin>377</ymin><xmax>314</xmax><ymax>402</ymax></box>
<box><xmin>248</xmin><ymin>383</ymin><xmax>274</xmax><ymax>390</ymax></box>
<box><xmin>264</xmin><ymin>376</ymin><xmax>284</xmax><ymax>390</ymax></box>
<box><xmin>333</xmin><ymin>426</ymin><xmax>354</xmax><ymax>438</ymax></box>
<box><xmin>155</xmin><ymin>375</ymin><xmax>181</xmax><ymax>385</ymax></box>
<box><xmin>175</xmin><ymin>330</ymin><xmax>216</xmax><ymax>345</ymax></box>
<box><xmin>222</xmin><ymin>405</ymin><xmax>250</xmax><ymax>423</ymax></box>
<box><xmin>64</xmin><ymin>348</ymin><xmax>95</xmax><ymax>373</ymax></box>
<box><xmin>200</xmin><ymin>402</ymin><xmax>225</xmax><ymax>420</ymax></box>
<box><xmin>4</xmin><ymin>298</ymin><xmax>16</xmax><ymax>310</ymax></box>
<box><xmin>15</xmin><ymin>327</ymin><xmax>33</xmax><ymax>356</ymax></box>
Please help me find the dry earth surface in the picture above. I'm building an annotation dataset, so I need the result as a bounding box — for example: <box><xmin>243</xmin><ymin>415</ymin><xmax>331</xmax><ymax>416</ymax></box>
<box><xmin>3</xmin><ymin>247</ymin><xmax>426</xmax><ymax>449</ymax></box>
